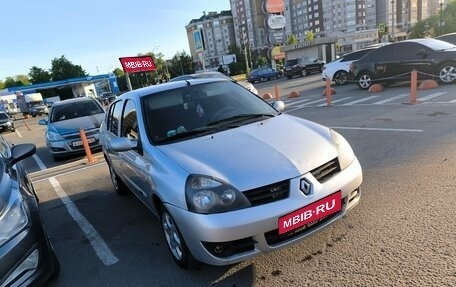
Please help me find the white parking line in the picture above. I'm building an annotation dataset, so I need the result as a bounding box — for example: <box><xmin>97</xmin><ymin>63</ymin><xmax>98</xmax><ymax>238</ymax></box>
<box><xmin>331</xmin><ymin>126</ymin><xmax>423</xmax><ymax>132</ymax></box>
<box><xmin>341</xmin><ymin>95</ymin><xmax>379</xmax><ymax>106</ymax></box>
<box><xmin>32</xmin><ymin>154</ymin><xmax>47</xmax><ymax>170</ymax></box>
<box><xmin>418</xmin><ymin>92</ymin><xmax>447</xmax><ymax>101</ymax></box>
<box><xmin>49</xmin><ymin>177</ymin><xmax>119</xmax><ymax>266</ymax></box>
<box><xmin>372</xmin><ymin>94</ymin><xmax>409</xmax><ymax>105</ymax></box>
<box><xmin>316</xmin><ymin>97</ymin><xmax>353</xmax><ymax>106</ymax></box>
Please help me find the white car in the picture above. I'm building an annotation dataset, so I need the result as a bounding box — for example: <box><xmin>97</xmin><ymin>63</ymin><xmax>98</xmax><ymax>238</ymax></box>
<box><xmin>322</xmin><ymin>48</ymin><xmax>377</xmax><ymax>85</ymax></box>
<box><xmin>100</xmin><ymin>78</ymin><xmax>362</xmax><ymax>268</ymax></box>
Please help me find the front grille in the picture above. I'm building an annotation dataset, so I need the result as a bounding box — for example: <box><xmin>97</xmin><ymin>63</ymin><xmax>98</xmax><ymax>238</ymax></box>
<box><xmin>310</xmin><ymin>158</ymin><xmax>340</xmax><ymax>183</ymax></box>
<box><xmin>264</xmin><ymin>198</ymin><xmax>345</xmax><ymax>245</ymax></box>
<box><xmin>243</xmin><ymin>180</ymin><xmax>289</xmax><ymax>206</ymax></box>
<box><xmin>62</xmin><ymin>129</ymin><xmax>99</xmax><ymax>140</ymax></box>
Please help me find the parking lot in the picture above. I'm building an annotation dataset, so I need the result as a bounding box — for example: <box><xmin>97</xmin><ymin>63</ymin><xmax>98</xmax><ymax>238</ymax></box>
<box><xmin>3</xmin><ymin>74</ymin><xmax>456</xmax><ymax>286</ymax></box>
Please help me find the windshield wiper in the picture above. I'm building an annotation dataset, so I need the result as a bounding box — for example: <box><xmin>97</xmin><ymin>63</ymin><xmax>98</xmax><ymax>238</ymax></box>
<box><xmin>155</xmin><ymin>126</ymin><xmax>216</xmax><ymax>144</ymax></box>
<box><xmin>207</xmin><ymin>113</ymin><xmax>275</xmax><ymax>126</ymax></box>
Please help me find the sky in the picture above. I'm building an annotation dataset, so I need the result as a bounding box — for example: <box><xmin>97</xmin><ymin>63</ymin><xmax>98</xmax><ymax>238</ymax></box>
<box><xmin>0</xmin><ymin>0</ymin><xmax>231</xmax><ymax>81</ymax></box>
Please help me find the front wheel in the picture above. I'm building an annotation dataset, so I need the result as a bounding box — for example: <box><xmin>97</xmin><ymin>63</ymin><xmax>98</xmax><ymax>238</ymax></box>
<box><xmin>357</xmin><ymin>72</ymin><xmax>373</xmax><ymax>90</ymax></box>
<box><xmin>333</xmin><ymin>71</ymin><xmax>349</xmax><ymax>85</ymax></box>
<box><xmin>437</xmin><ymin>62</ymin><xmax>456</xmax><ymax>84</ymax></box>
<box><xmin>160</xmin><ymin>206</ymin><xmax>196</xmax><ymax>269</ymax></box>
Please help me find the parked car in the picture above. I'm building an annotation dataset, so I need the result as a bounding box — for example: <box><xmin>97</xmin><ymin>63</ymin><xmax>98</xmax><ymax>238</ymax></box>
<box><xmin>349</xmin><ymin>38</ymin><xmax>456</xmax><ymax>89</ymax></box>
<box><xmin>38</xmin><ymin>97</ymin><xmax>105</xmax><ymax>160</ymax></box>
<box><xmin>321</xmin><ymin>47</ymin><xmax>377</xmax><ymax>85</ymax></box>
<box><xmin>100</xmin><ymin>78</ymin><xmax>363</xmax><ymax>268</ymax></box>
<box><xmin>435</xmin><ymin>32</ymin><xmax>456</xmax><ymax>45</ymax></box>
<box><xmin>247</xmin><ymin>67</ymin><xmax>281</xmax><ymax>83</ymax></box>
<box><xmin>284</xmin><ymin>57</ymin><xmax>325</xmax><ymax>79</ymax></box>
<box><xmin>170</xmin><ymin>71</ymin><xmax>258</xmax><ymax>95</ymax></box>
<box><xmin>0</xmin><ymin>138</ymin><xmax>60</xmax><ymax>286</ymax></box>
<box><xmin>0</xmin><ymin>111</ymin><xmax>15</xmax><ymax>133</ymax></box>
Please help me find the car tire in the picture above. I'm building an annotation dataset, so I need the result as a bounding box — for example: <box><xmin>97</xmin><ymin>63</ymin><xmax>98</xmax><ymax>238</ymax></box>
<box><xmin>260</xmin><ymin>77</ymin><xmax>265</xmax><ymax>82</ymax></box>
<box><xmin>437</xmin><ymin>62</ymin><xmax>456</xmax><ymax>84</ymax></box>
<box><xmin>300</xmin><ymin>69</ymin><xmax>306</xmax><ymax>77</ymax></box>
<box><xmin>286</xmin><ymin>75</ymin><xmax>292</xmax><ymax>79</ymax></box>
<box><xmin>108</xmin><ymin>163</ymin><xmax>130</xmax><ymax>195</ymax></box>
<box><xmin>357</xmin><ymin>71</ymin><xmax>373</xmax><ymax>90</ymax></box>
<box><xmin>333</xmin><ymin>71</ymin><xmax>349</xmax><ymax>85</ymax></box>
<box><xmin>160</xmin><ymin>206</ymin><xmax>197</xmax><ymax>269</ymax></box>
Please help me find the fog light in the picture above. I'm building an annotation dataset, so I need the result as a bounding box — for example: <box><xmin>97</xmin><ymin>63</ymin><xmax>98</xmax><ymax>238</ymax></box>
<box><xmin>213</xmin><ymin>245</ymin><xmax>226</xmax><ymax>255</ymax></box>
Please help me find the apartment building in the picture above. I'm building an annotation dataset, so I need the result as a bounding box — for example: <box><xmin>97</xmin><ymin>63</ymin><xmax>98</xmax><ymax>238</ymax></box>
<box><xmin>185</xmin><ymin>11</ymin><xmax>236</xmax><ymax>71</ymax></box>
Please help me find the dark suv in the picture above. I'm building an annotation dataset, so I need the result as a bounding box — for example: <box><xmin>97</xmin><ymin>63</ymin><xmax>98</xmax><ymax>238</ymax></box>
<box><xmin>284</xmin><ymin>57</ymin><xmax>325</xmax><ymax>79</ymax></box>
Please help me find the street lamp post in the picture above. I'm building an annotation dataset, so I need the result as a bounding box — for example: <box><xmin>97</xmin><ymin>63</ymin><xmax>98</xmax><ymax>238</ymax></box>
<box><xmin>391</xmin><ymin>0</ymin><xmax>395</xmax><ymax>42</ymax></box>
<box><xmin>439</xmin><ymin>0</ymin><xmax>444</xmax><ymax>35</ymax></box>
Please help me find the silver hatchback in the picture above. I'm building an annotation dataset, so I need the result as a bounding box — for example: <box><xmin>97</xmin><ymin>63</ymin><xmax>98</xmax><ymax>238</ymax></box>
<box><xmin>100</xmin><ymin>78</ymin><xmax>362</xmax><ymax>268</ymax></box>
<box><xmin>39</xmin><ymin>97</ymin><xmax>105</xmax><ymax>160</ymax></box>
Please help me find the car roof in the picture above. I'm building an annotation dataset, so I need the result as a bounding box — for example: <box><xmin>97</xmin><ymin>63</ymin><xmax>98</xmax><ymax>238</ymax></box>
<box><xmin>118</xmin><ymin>78</ymin><xmax>229</xmax><ymax>100</ymax></box>
<box><xmin>169</xmin><ymin>72</ymin><xmax>232</xmax><ymax>82</ymax></box>
<box><xmin>52</xmin><ymin>96</ymin><xmax>97</xmax><ymax>107</ymax></box>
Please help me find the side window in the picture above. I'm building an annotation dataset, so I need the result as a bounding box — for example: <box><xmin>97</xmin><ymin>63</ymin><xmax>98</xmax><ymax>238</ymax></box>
<box><xmin>121</xmin><ymin>100</ymin><xmax>138</xmax><ymax>140</ymax></box>
<box><xmin>107</xmin><ymin>101</ymin><xmax>122</xmax><ymax>136</ymax></box>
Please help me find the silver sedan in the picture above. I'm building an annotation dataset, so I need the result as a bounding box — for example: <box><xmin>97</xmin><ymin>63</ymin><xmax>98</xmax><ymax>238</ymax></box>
<box><xmin>100</xmin><ymin>78</ymin><xmax>362</xmax><ymax>268</ymax></box>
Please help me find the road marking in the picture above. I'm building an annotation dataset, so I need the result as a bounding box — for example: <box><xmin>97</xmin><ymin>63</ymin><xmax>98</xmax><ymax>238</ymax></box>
<box><xmin>32</xmin><ymin>154</ymin><xmax>47</xmax><ymax>170</ymax></box>
<box><xmin>316</xmin><ymin>97</ymin><xmax>353</xmax><ymax>106</ymax></box>
<box><xmin>418</xmin><ymin>92</ymin><xmax>447</xmax><ymax>101</ymax></box>
<box><xmin>331</xmin><ymin>126</ymin><xmax>423</xmax><ymax>132</ymax></box>
<box><xmin>341</xmin><ymin>95</ymin><xmax>379</xmax><ymax>105</ymax></box>
<box><xmin>49</xmin><ymin>177</ymin><xmax>119</xmax><ymax>266</ymax></box>
<box><xmin>372</xmin><ymin>94</ymin><xmax>409</xmax><ymax>105</ymax></box>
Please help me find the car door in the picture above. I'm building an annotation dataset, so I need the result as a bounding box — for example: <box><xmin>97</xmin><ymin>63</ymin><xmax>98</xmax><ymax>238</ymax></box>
<box><xmin>118</xmin><ymin>99</ymin><xmax>152</xmax><ymax>201</ymax></box>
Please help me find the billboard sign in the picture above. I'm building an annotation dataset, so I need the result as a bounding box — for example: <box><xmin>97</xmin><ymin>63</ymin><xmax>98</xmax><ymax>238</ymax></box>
<box><xmin>193</xmin><ymin>29</ymin><xmax>205</xmax><ymax>53</ymax></box>
<box><xmin>267</xmin><ymin>15</ymin><xmax>286</xmax><ymax>29</ymax></box>
<box><xmin>264</xmin><ymin>0</ymin><xmax>285</xmax><ymax>14</ymax></box>
<box><xmin>267</xmin><ymin>30</ymin><xmax>287</xmax><ymax>45</ymax></box>
<box><xmin>119</xmin><ymin>56</ymin><xmax>156</xmax><ymax>73</ymax></box>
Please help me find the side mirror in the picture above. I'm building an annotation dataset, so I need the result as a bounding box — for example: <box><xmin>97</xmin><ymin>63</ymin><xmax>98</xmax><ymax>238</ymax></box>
<box><xmin>109</xmin><ymin>137</ymin><xmax>138</xmax><ymax>152</ymax></box>
<box><xmin>6</xmin><ymin>143</ymin><xmax>36</xmax><ymax>170</ymax></box>
<box><xmin>272</xmin><ymin>101</ymin><xmax>285</xmax><ymax>112</ymax></box>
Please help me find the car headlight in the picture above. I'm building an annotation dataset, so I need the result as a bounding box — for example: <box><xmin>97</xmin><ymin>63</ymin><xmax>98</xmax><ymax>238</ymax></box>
<box><xmin>185</xmin><ymin>175</ymin><xmax>251</xmax><ymax>214</ymax></box>
<box><xmin>330</xmin><ymin>129</ymin><xmax>356</xmax><ymax>170</ymax></box>
<box><xmin>4</xmin><ymin>121</ymin><xmax>12</xmax><ymax>126</ymax></box>
<box><xmin>0</xmin><ymin>188</ymin><xmax>29</xmax><ymax>246</ymax></box>
<box><xmin>46</xmin><ymin>131</ymin><xmax>64</xmax><ymax>141</ymax></box>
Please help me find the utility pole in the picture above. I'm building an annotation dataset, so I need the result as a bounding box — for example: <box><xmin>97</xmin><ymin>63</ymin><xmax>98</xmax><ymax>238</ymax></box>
<box><xmin>391</xmin><ymin>0</ymin><xmax>395</xmax><ymax>42</ymax></box>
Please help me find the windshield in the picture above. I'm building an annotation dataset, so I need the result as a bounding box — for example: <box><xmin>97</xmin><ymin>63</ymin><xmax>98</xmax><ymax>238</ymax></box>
<box><xmin>0</xmin><ymin>113</ymin><xmax>8</xmax><ymax>120</ymax></box>
<box><xmin>142</xmin><ymin>81</ymin><xmax>278</xmax><ymax>144</ymax></box>
<box><xmin>285</xmin><ymin>59</ymin><xmax>298</xmax><ymax>67</ymax></box>
<box><xmin>50</xmin><ymin>100</ymin><xmax>105</xmax><ymax>122</ymax></box>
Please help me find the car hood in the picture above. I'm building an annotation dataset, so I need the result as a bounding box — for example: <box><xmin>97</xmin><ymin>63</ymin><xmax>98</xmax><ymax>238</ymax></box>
<box><xmin>48</xmin><ymin>114</ymin><xmax>104</xmax><ymax>134</ymax></box>
<box><xmin>0</xmin><ymin>118</ymin><xmax>10</xmax><ymax>124</ymax></box>
<box><xmin>157</xmin><ymin>115</ymin><xmax>338</xmax><ymax>190</ymax></box>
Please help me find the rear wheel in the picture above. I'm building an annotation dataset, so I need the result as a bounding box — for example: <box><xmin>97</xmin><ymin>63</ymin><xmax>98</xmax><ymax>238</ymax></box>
<box><xmin>357</xmin><ymin>72</ymin><xmax>373</xmax><ymax>90</ymax></box>
<box><xmin>333</xmin><ymin>71</ymin><xmax>348</xmax><ymax>85</ymax></box>
<box><xmin>160</xmin><ymin>206</ymin><xmax>197</xmax><ymax>269</ymax></box>
<box><xmin>260</xmin><ymin>76</ymin><xmax>265</xmax><ymax>82</ymax></box>
<box><xmin>437</xmin><ymin>62</ymin><xmax>456</xmax><ymax>84</ymax></box>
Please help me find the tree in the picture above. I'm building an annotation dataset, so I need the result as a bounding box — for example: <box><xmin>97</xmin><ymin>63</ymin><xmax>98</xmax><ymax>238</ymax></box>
<box><xmin>305</xmin><ymin>31</ymin><xmax>314</xmax><ymax>41</ymax></box>
<box><xmin>409</xmin><ymin>1</ymin><xmax>456</xmax><ymax>38</ymax></box>
<box><xmin>168</xmin><ymin>51</ymin><xmax>193</xmax><ymax>78</ymax></box>
<box><xmin>0</xmin><ymin>80</ymin><xmax>4</xmax><ymax>89</ymax></box>
<box><xmin>3</xmin><ymin>75</ymin><xmax>29</xmax><ymax>88</ymax></box>
<box><xmin>29</xmin><ymin>66</ymin><xmax>52</xmax><ymax>84</ymax></box>
<box><xmin>51</xmin><ymin>55</ymin><xmax>87</xmax><ymax>81</ymax></box>
<box><xmin>287</xmin><ymin>34</ymin><xmax>298</xmax><ymax>45</ymax></box>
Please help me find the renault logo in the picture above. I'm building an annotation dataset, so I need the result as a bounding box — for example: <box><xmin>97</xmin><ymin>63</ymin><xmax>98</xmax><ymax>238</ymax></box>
<box><xmin>300</xmin><ymin>178</ymin><xmax>312</xmax><ymax>195</ymax></box>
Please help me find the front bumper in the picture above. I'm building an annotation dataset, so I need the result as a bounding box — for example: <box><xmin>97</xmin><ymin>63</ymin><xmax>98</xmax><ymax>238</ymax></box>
<box><xmin>0</xmin><ymin>211</ymin><xmax>58</xmax><ymax>287</ymax></box>
<box><xmin>47</xmin><ymin>132</ymin><xmax>101</xmax><ymax>157</ymax></box>
<box><xmin>167</xmin><ymin>157</ymin><xmax>362</xmax><ymax>266</ymax></box>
